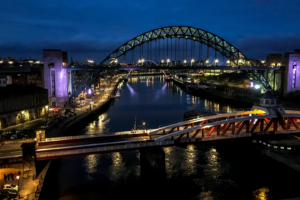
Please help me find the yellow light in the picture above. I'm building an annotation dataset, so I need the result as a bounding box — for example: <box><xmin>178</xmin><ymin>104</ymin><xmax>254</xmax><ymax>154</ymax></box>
<box><xmin>205</xmin><ymin>60</ymin><xmax>209</xmax><ymax>63</ymax></box>
<box><xmin>161</xmin><ymin>60</ymin><xmax>164</xmax><ymax>63</ymax></box>
<box><xmin>277</xmin><ymin>63</ymin><xmax>281</xmax><ymax>66</ymax></box>
<box><xmin>226</xmin><ymin>60</ymin><xmax>230</xmax><ymax>63</ymax></box>
<box><xmin>215</xmin><ymin>59</ymin><xmax>219</xmax><ymax>63</ymax></box>
<box><xmin>21</xmin><ymin>111</ymin><xmax>25</xmax><ymax>114</ymax></box>
<box><xmin>45</xmin><ymin>106</ymin><xmax>48</xmax><ymax>109</ymax></box>
<box><xmin>238</xmin><ymin>59</ymin><xmax>242</xmax><ymax>62</ymax></box>
<box><xmin>114</xmin><ymin>59</ymin><xmax>118</xmax><ymax>63</ymax></box>
<box><xmin>167</xmin><ymin>59</ymin><xmax>170</xmax><ymax>63</ymax></box>
<box><xmin>184</xmin><ymin>60</ymin><xmax>187</xmax><ymax>63</ymax></box>
<box><xmin>28</xmin><ymin>60</ymin><xmax>33</xmax><ymax>63</ymax></box>
<box><xmin>191</xmin><ymin>59</ymin><xmax>195</xmax><ymax>62</ymax></box>
<box><xmin>8</xmin><ymin>61</ymin><xmax>13</xmax><ymax>64</ymax></box>
<box><xmin>261</xmin><ymin>60</ymin><xmax>265</xmax><ymax>64</ymax></box>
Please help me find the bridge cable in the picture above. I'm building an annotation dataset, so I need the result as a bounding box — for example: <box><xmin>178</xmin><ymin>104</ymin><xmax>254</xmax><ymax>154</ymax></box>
<box><xmin>167</xmin><ymin>38</ymin><xmax>168</xmax><ymax>59</ymax></box>
<box><xmin>186</xmin><ymin>38</ymin><xmax>187</xmax><ymax>61</ymax></box>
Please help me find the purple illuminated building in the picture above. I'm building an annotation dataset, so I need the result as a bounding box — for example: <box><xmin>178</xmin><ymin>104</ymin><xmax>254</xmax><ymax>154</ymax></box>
<box><xmin>43</xmin><ymin>50</ymin><xmax>69</xmax><ymax>108</ymax></box>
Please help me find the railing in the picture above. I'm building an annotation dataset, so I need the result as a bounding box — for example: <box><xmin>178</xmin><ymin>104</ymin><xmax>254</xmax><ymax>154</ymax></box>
<box><xmin>284</xmin><ymin>107</ymin><xmax>300</xmax><ymax>111</ymax></box>
<box><xmin>158</xmin><ymin>108</ymin><xmax>253</xmax><ymax>128</ymax></box>
<box><xmin>37</xmin><ymin>133</ymin><xmax>254</xmax><ymax>159</ymax></box>
<box><xmin>37</xmin><ymin>140</ymin><xmax>175</xmax><ymax>159</ymax></box>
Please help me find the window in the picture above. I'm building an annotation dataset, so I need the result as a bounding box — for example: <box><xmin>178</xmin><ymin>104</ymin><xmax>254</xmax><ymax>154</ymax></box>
<box><xmin>265</xmin><ymin>100</ymin><xmax>270</xmax><ymax>104</ymax></box>
<box><xmin>293</xmin><ymin>63</ymin><xmax>297</xmax><ymax>88</ymax></box>
<box><xmin>51</xmin><ymin>70</ymin><xmax>56</xmax><ymax>97</ymax></box>
<box><xmin>280</xmin><ymin>146</ymin><xmax>284</xmax><ymax>149</ymax></box>
<box><xmin>274</xmin><ymin>146</ymin><xmax>278</xmax><ymax>149</ymax></box>
<box><xmin>287</xmin><ymin>147</ymin><xmax>292</xmax><ymax>150</ymax></box>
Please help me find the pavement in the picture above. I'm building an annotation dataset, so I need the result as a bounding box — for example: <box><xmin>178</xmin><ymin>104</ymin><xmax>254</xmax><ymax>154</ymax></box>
<box><xmin>0</xmin><ymin>143</ymin><xmax>23</xmax><ymax>159</ymax></box>
<box><xmin>1</xmin><ymin>118</ymin><xmax>47</xmax><ymax>133</ymax></box>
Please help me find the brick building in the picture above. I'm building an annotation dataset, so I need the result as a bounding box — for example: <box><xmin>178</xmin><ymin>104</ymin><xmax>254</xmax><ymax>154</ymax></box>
<box><xmin>0</xmin><ymin>76</ymin><xmax>48</xmax><ymax>129</ymax></box>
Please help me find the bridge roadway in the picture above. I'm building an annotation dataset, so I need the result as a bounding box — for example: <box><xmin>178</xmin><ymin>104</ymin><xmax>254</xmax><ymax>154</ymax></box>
<box><xmin>35</xmin><ymin>109</ymin><xmax>300</xmax><ymax>160</ymax></box>
<box><xmin>68</xmin><ymin>65</ymin><xmax>281</xmax><ymax>71</ymax></box>
<box><xmin>0</xmin><ymin>66</ymin><xmax>280</xmax><ymax>73</ymax></box>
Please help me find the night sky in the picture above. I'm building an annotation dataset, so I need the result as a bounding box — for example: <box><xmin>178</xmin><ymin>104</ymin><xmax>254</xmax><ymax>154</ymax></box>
<box><xmin>0</xmin><ymin>0</ymin><xmax>300</xmax><ymax>62</ymax></box>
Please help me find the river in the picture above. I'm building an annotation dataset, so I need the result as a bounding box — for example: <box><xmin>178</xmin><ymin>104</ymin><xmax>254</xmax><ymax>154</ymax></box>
<box><xmin>40</xmin><ymin>75</ymin><xmax>300</xmax><ymax>200</ymax></box>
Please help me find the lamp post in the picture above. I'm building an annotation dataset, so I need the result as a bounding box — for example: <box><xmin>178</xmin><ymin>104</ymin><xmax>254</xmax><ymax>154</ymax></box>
<box><xmin>191</xmin><ymin>59</ymin><xmax>195</xmax><ymax>66</ymax></box>
<box><xmin>184</xmin><ymin>60</ymin><xmax>187</xmax><ymax>66</ymax></box>
<box><xmin>205</xmin><ymin>60</ymin><xmax>209</xmax><ymax>66</ymax></box>
<box><xmin>215</xmin><ymin>59</ymin><xmax>219</xmax><ymax>66</ymax></box>
<box><xmin>141</xmin><ymin>59</ymin><xmax>145</xmax><ymax>65</ymax></box>
<box><xmin>226</xmin><ymin>60</ymin><xmax>230</xmax><ymax>66</ymax></box>
<box><xmin>16</xmin><ymin>175</ymin><xmax>20</xmax><ymax>189</ymax></box>
<box><xmin>161</xmin><ymin>60</ymin><xmax>164</xmax><ymax>65</ymax></box>
<box><xmin>21</xmin><ymin>111</ymin><xmax>25</xmax><ymax>123</ymax></box>
<box><xmin>167</xmin><ymin>59</ymin><xmax>170</xmax><ymax>66</ymax></box>
<box><xmin>114</xmin><ymin>59</ymin><xmax>118</xmax><ymax>65</ymax></box>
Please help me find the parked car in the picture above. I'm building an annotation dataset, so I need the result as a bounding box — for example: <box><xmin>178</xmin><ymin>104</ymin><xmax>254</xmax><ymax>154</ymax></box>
<box><xmin>3</xmin><ymin>184</ymin><xmax>18</xmax><ymax>191</ymax></box>
<box><xmin>0</xmin><ymin>189</ymin><xmax>18</xmax><ymax>198</ymax></box>
<box><xmin>0</xmin><ymin>194</ymin><xmax>15</xmax><ymax>200</ymax></box>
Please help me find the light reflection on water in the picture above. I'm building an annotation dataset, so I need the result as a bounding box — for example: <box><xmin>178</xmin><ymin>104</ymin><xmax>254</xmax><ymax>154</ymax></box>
<box><xmin>41</xmin><ymin>76</ymin><xmax>300</xmax><ymax>200</ymax></box>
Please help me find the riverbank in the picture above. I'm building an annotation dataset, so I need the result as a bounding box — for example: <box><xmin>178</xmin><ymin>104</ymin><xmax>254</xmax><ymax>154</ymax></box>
<box><xmin>171</xmin><ymin>78</ymin><xmax>254</xmax><ymax>107</ymax></box>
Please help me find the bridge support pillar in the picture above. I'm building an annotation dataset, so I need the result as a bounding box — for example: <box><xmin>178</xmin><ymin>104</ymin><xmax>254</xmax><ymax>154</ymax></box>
<box><xmin>139</xmin><ymin>147</ymin><xmax>166</xmax><ymax>184</ymax></box>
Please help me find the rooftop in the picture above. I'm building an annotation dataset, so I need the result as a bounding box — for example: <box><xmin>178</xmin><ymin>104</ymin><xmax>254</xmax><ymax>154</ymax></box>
<box><xmin>0</xmin><ymin>84</ymin><xmax>47</xmax><ymax>98</ymax></box>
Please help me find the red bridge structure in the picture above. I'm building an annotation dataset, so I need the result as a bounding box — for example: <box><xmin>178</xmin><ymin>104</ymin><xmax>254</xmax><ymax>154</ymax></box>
<box><xmin>36</xmin><ymin>90</ymin><xmax>300</xmax><ymax>161</ymax></box>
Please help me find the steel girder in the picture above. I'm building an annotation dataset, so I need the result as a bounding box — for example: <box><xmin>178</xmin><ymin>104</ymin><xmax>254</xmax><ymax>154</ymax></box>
<box><xmin>101</xmin><ymin>26</ymin><xmax>247</xmax><ymax>65</ymax></box>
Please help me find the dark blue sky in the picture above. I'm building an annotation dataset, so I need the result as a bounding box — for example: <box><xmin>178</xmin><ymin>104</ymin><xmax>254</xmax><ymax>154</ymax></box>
<box><xmin>0</xmin><ymin>0</ymin><xmax>300</xmax><ymax>62</ymax></box>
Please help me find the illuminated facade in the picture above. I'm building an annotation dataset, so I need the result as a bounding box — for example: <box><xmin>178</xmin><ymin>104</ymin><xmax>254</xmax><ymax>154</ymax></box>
<box><xmin>0</xmin><ymin>80</ymin><xmax>48</xmax><ymax>129</ymax></box>
<box><xmin>284</xmin><ymin>49</ymin><xmax>300</xmax><ymax>94</ymax></box>
<box><xmin>43</xmin><ymin>49</ymin><xmax>69</xmax><ymax>108</ymax></box>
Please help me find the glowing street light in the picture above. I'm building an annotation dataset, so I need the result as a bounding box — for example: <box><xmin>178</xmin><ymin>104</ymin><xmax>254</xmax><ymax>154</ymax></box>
<box><xmin>141</xmin><ymin>59</ymin><xmax>145</xmax><ymax>65</ymax></box>
<box><xmin>167</xmin><ymin>59</ymin><xmax>170</xmax><ymax>65</ymax></box>
<box><xmin>226</xmin><ymin>60</ymin><xmax>230</xmax><ymax>64</ymax></box>
<box><xmin>215</xmin><ymin>59</ymin><xmax>219</xmax><ymax>66</ymax></box>
<box><xmin>161</xmin><ymin>59</ymin><xmax>164</xmax><ymax>63</ymax></box>
<box><xmin>184</xmin><ymin>60</ymin><xmax>187</xmax><ymax>64</ymax></box>
<box><xmin>261</xmin><ymin>60</ymin><xmax>265</xmax><ymax>64</ymax></box>
<box><xmin>114</xmin><ymin>59</ymin><xmax>118</xmax><ymax>64</ymax></box>
<box><xmin>191</xmin><ymin>59</ymin><xmax>195</xmax><ymax>66</ymax></box>
<box><xmin>205</xmin><ymin>60</ymin><xmax>209</xmax><ymax>65</ymax></box>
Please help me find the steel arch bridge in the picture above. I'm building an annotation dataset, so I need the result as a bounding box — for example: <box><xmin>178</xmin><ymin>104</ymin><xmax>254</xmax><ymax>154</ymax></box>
<box><xmin>101</xmin><ymin>26</ymin><xmax>247</xmax><ymax>65</ymax></box>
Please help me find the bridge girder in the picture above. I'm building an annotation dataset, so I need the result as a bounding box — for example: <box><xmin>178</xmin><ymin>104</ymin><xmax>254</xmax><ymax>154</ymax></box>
<box><xmin>101</xmin><ymin>26</ymin><xmax>248</xmax><ymax>65</ymax></box>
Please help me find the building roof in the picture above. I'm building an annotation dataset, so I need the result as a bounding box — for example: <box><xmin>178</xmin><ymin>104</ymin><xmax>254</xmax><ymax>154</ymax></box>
<box><xmin>0</xmin><ymin>84</ymin><xmax>47</xmax><ymax>98</ymax></box>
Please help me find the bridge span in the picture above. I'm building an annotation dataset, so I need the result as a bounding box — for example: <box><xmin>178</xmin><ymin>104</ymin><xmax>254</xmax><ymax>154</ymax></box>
<box><xmin>35</xmin><ymin>106</ymin><xmax>300</xmax><ymax>161</ymax></box>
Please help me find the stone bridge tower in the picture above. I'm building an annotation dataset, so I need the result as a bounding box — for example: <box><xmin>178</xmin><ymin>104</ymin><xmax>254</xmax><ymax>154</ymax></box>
<box><xmin>43</xmin><ymin>49</ymin><xmax>69</xmax><ymax>108</ymax></box>
<box><xmin>284</xmin><ymin>49</ymin><xmax>300</xmax><ymax>95</ymax></box>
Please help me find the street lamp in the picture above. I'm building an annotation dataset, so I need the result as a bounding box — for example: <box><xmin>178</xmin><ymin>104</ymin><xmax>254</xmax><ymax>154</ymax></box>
<box><xmin>141</xmin><ymin>59</ymin><xmax>144</xmax><ymax>65</ymax></box>
<box><xmin>161</xmin><ymin>59</ymin><xmax>164</xmax><ymax>64</ymax></box>
<box><xmin>205</xmin><ymin>60</ymin><xmax>209</xmax><ymax>65</ymax></box>
<box><xmin>184</xmin><ymin>60</ymin><xmax>187</xmax><ymax>64</ymax></box>
<box><xmin>16</xmin><ymin>175</ymin><xmax>20</xmax><ymax>189</ymax></box>
<box><xmin>167</xmin><ymin>59</ymin><xmax>170</xmax><ymax>65</ymax></box>
<box><xmin>114</xmin><ymin>59</ymin><xmax>118</xmax><ymax>64</ymax></box>
<box><xmin>191</xmin><ymin>59</ymin><xmax>195</xmax><ymax>66</ymax></box>
<box><xmin>215</xmin><ymin>59</ymin><xmax>219</xmax><ymax>66</ymax></box>
<box><xmin>21</xmin><ymin>111</ymin><xmax>25</xmax><ymax>123</ymax></box>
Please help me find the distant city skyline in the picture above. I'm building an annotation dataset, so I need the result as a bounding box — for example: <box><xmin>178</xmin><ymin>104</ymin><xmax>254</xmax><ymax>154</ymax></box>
<box><xmin>0</xmin><ymin>0</ymin><xmax>300</xmax><ymax>62</ymax></box>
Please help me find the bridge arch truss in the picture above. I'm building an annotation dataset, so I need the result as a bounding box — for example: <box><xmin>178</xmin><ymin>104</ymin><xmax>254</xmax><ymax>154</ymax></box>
<box><xmin>101</xmin><ymin>26</ymin><xmax>247</xmax><ymax>65</ymax></box>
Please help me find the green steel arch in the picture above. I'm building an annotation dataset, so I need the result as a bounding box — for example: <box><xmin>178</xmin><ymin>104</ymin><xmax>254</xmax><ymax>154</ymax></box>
<box><xmin>101</xmin><ymin>26</ymin><xmax>247</xmax><ymax>65</ymax></box>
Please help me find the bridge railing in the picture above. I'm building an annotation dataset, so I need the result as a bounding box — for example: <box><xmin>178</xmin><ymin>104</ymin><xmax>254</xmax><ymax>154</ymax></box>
<box><xmin>36</xmin><ymin>133</ymin><xmax>253</xmax><ymax>159</ymax></box>
<box><xmin>158</xmin><ymin>108</ymin><xmax>252</xmax><ymax>128</ymax></box>
<box><xmin>284</xmin><ymin>107</ymin><xmax>300</xmax><ymax>111</ymax></box>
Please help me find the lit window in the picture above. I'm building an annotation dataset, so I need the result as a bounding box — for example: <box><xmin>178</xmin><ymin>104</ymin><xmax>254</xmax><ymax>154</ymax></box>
<box><xmin>287</xmin><ymin>147</ymin><xmax>292</xmax><ymax>150</ymax></box>
<box><xmin>274</xmin><ymin>146</ymin><xmax>278</xmax><ymax>149</ymax></box>
<box><xmin>263</xmin><ymin>142</ymin><xmax>266</xmax><ymax>145</ymax></box>
<box><xmin>267</xmin><ymin>144</ymin><xmax>271</xmax><ymax>147</ymax></box>
<box><xmin>280</xmin><ymin>146</ymin><xmax>284</xmax><ymax>149</ymax></box>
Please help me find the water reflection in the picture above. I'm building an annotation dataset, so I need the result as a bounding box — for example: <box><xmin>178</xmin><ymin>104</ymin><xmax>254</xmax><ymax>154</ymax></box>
<box><xmin>85</xmin><ymin>154</ymin><xmax>99</xmax><ymax>175</ymax></box>
<box><xmin>253</xmin><ymin>188</ymin><xmax>269</xmax><ymax>200</ymax></box>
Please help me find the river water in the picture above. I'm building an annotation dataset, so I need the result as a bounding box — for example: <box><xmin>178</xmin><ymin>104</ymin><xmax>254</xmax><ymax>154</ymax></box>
<box><xmin>40</xmin><ymin>76</ymin><xmax>300</xmax><ymax>200</ymax></box>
